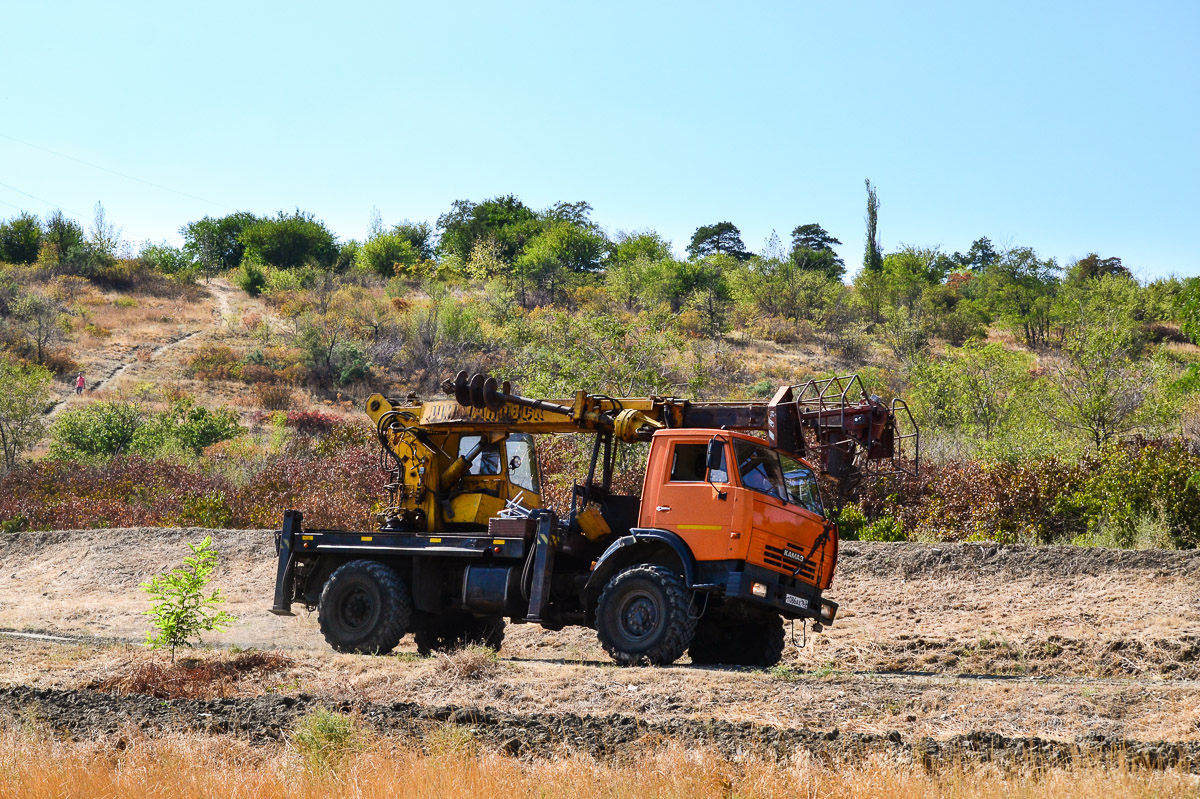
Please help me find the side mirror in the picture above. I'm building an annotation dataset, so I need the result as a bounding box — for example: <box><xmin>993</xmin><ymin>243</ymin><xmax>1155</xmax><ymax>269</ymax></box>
<box><xmin>706</xmin><ymin>437</ymin><xmax>727</xmax><ymax>500</ymax></box>
<box><xmin>706</xmin><ymin>438</ymin><xmax>724</xmax><ymax>471</ymax></box>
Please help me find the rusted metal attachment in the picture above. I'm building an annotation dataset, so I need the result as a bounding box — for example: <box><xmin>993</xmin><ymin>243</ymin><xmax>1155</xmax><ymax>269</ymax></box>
<box><xmin>790</xmin><ymin>374</ymin><xmax>919</xmax><ymax>482</ymax></box>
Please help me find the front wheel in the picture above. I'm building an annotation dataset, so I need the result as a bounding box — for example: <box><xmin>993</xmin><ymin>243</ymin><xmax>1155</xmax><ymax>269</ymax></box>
<box><xmin>596</xmin><ymin>564</ymin><xmax>696</xmax><ymax>666</ymax></box>
<box><xmin>318</xmin><ymin>560</ymin><xmax>412</xmax><ymax>654</ymax></box>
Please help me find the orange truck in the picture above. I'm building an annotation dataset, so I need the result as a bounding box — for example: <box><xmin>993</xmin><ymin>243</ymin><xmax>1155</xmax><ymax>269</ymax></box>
<box><xmin>270</xmin><ymin>372</ymin><xmax>915</xmax><ymax>666</ymax></box>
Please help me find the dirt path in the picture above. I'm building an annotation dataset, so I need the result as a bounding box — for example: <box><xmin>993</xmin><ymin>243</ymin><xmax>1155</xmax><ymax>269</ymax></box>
<box><xmin>43</xmin><ymin>279</ymin><xmax>236</xmax><ymax>418</ymax></box>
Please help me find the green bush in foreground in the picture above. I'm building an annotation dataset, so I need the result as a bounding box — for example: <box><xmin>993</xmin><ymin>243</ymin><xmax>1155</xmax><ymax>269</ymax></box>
<box><xmin>140</xmin><ymin>536</ymin><xmax>236</xmax><ymax>662</ymax></box>
<box><xmin>292</xmin><ymin>709</ymin><xmax>364</xmax><ymax>772</ymax></box>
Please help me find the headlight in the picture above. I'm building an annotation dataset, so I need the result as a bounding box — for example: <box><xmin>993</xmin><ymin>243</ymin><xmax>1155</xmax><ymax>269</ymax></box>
<box><xmin>751</xmin><ymin>582</ymin><xmax>768</xmax><ymax>598</ymax></box>
<box><xmin>819</xmin><ymin>601</ymin><xmax>836</xmax><ymax>623</ymax></box>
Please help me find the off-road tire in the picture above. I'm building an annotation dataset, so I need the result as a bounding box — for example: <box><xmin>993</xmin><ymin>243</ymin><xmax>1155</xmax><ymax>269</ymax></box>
<box><xmin>596</xmin><ymin>564</ymin><xmax>696</xmax><ymax>666</ymax></box>
<box><xmin>465</xmin><ymin>615</ymin><xmax>506</xmax><ymax>651</ymax></box>
<box><xmin>415</xmin><ymin>614</ymin><xmax>506</xmax><ymax>656</ymax></box>
<box><xmin>689</xmin><ymin>615</ymin><xmax>786</xmax><ymax>668</ymax></box>
<box><xmin>318</xmin><ymin>560</ymin><xmax>412</xmax><ymax>655</ymax></box>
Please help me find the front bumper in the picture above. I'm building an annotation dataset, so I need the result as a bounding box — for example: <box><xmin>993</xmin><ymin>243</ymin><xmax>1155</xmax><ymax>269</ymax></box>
<box><xmin>724</xmin><ymin>563</ymin><xmax>837</xmax><ymax>625</ymax></box>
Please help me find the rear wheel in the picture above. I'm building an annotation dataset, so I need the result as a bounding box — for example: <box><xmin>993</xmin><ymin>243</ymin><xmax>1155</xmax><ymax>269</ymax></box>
<box><xmin>318</xmin><ymin>560</ymin><xmax>412</xmax><ymax>654</ymax></box>
<box><xmin>596</xmin><ymin>565</ymin><xmax>696</xmax><ymax>666</ymax></box>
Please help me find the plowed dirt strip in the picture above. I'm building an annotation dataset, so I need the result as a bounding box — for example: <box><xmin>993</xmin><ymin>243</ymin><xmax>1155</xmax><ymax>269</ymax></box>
<box><xmin>3</xmin><ymin>685</ymin><xmax>1198</xmax><ymax>773</ymax></box>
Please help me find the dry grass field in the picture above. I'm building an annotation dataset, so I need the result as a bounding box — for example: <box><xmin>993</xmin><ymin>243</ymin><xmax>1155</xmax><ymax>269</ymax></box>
<box><xmin>3</xmin><ymin>728</ymin><xmax>1198</xmax><ymax>799</ymax></box>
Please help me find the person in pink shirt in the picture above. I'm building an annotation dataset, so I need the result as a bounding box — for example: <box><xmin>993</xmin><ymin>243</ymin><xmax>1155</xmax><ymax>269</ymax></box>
<box><xmin>75</xmin><ymin>373</ymin><xmax>85</xmax><ymax>395</ymax></box>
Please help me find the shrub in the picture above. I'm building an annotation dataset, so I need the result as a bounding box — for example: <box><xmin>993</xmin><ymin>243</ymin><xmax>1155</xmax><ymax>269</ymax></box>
<box><xmin>0</xmin><ymin>446</ymin><xmax>409</xmax><ymax>531</ymax></box>
<box><xmin>255</xmin><ymin>383</ymin><xmax>293</xmax><ymax>410</ymax></box>
<box><xmin>239</xmin><ymin>363</ymin><xmax>277</xmax><ymax>384</ymax></box>
<box><xmin>140</xmin><ymin>536</ymin><xmax>236</xmax><ymax>662</ymax></box>
<box><xmin>188</xmin><ymin>344</ymin><xmax>243</xmax><ymax>380</ymax></box>
<box><xmin>232</xmin><ymin>262</ymin><xmax>267</xmax><ymax>296</ymax></box>
<box><xmin>292</xmin><ymin>710</ymin><xmax>364</xmax><ymax>772</ymax></box>
<box><xmin>131</xmin><ymin>399</ymin><xmax>244</xmax><ymax>457</ymax></box>
<box><xmin>313</xmin><ymin>422</ymin><xmax>373</xmax><ymax>456</ymax></box>
<box><xmin>834</xmin><ymin>503</ymin><xmax>867</xmax><ymax>540</ymax></box>
<box><xmin>49</xmin><ymin>401</ymin><xmax>144</xmax><ymax>459</ymax></box>
<box><xmin>174</xmin><ymin>490</ymin><xmax>233</xmax><ymax>529</ymax></box>
<box><xmin>860</xmin><ymin>515</ymin><xmax>906</xmax><ymax>542</ymax></box>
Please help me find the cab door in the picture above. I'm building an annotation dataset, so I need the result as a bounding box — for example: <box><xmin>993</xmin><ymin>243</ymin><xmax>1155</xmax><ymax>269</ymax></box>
<box><xmin>646</xmin><ymin>438</ymin><xmax>734</xmax><ymax>561</ymax></box>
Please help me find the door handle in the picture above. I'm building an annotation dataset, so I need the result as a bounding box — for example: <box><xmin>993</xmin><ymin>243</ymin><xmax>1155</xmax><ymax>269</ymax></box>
<box><xmin>656</xmin><ymin>506</ymin><xmax>671</xmax><ymax>512</ymax></box>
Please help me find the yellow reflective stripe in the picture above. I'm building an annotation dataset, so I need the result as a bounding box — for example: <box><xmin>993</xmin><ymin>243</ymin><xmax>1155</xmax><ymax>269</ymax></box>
<box><xmin>492</xmin><ymin>539</ymin><xmax>506</xmax><ymax>544</ymax></box>
<box><xmin>301</xmin><ymin>535</ymin><xmax>314</xmax><ymax>540</ymax></box>
<box><xmin>361</xmin><ymin>536</ymin><xmax>373</xmax><ymax>542</ymax></box>
<box><xmin>429</xmin><ymin>537</ymin><xmax>442</xmax><ymax>543</ymax></box>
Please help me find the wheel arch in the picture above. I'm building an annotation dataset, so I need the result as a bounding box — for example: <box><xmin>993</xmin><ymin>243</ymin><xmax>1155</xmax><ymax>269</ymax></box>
<box><xmin>583</xmin><ymin>529</ymin><xmax>698</xmax><ymax>624</ymax></box>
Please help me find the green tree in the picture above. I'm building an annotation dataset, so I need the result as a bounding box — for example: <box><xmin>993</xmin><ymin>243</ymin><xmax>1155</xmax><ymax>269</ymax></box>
<box><xmin>977</xmin><ymin>246</ymin><xmax>1060</xmax><ymax>347</ymax></box>
<box><xmin>140</xmin><ymin>536</ymin><xmax>236</xmax><ymax>662</ymax></box>
<box><xmin>39</xmin><ymin>210</ymin><xmax>95</xmax><ymax>275</ymax></box>
<box><xmin>1180</xmin><ymin>277</ymin><xmax>1200</xmax><ymax>346</ymax></box>
<box><xmin>958</xmin><ymin>236</ymin><xmax>999</xmax><ymax>271</ymax></box>
<box><xmin>643</xmin><ymin>256</ymin><xmax>731</xmax><ymax>314</ymax></box>
<box><xmin>436</xmin><ymin>196</ymin><xmax>539</xmax><ymax>263</ymax></box>
<box><xmin>240</xmin><ymin>210</ymin><xmax>339</xmax><ymax>270</ymax></box>
<box><xmin>789</xmin><ymin>223</ymin><xmax>844</xmax><ymax>280</ymax></box>
<box><xmin>604</xmin><ymin>231</ymin><xmax>674</xmax><ymax>310</ymax></box>
<box><xmin>687</xmin><ymin>222</ymin><xmax>751</xmax><ymax>261</ymax></box>
<box><xmin>11</xmin><ymin>292</ymin><xmax>68</xmax><ymax>364</ymax></box>
<box><xmin>0</xmin><ymin>212</ymin><xmax>43</xmax><ymax>264</ymax></box>
<box><xmin>736</xmin><ymin>256</ymin><xmax>839</xmax><ymax>322</ymax></box>
<box><xmin>911</xmin><ymin>343</ymin><xmax>1032</xmax><ymax>441</ymax></box>
<box><xmin>355</xmin><ymin>232</ymin><xmax>420</xmax><ymax>277</ymax></box>
<box><xmin>1046</xmin><ymin>325</ymin><xmax>1161</xmax><ymax>448</ymax></box>
<box><xmin>863</xmin><ymin>180</ymin><xmax>882</xmax><ymax>274</ymax></box>
<box><xmin>791</xmin><ymin>246</ymin><xmax>845</xmax><ymax>282</ymax></box>
<box><xmin>182</xmin><ymin>211</ymin><xmax>260</xmax><ymax>278</ymax></box>
<box><xmin>1070</xmin><ymin>253</ymin><xmax>1131</xmax><ymax>281</ymax></box>
<box><xmin>139</xmin><ymin>242</ymin><xmax>197</xmax><ymax>282</ymax></box>
<box><xmin>391</xmin><ymin>220</ymin><xmax>435</xmax><ymax>261</ymax></box>
<box><xmin>0</xmin><ymin>359</ymin><xmax>52</xmax><ymax>475</ymax></box>
<box><xmin>511</xmin><ymin>221</ymin><xmax>608</xmax><ymax>307</ymax></box>
<box><xmin>504</xmin><ymin>308</ymin><xmax>683</xmax><ymax>397</ymax></box>
<box><xmin>610</xmin><ymin>230</ymin><xmax>673</xmax><ymax>265</ymax></box>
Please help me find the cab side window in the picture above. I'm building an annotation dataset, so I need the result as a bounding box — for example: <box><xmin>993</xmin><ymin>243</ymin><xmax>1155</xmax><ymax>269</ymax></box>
<box><xmin>458</xmin><ymin>435</ymin><xmax>502</xmax><ymax>475</ymax></box>
<box><xmin>669</xmin><ymin>443</ymin><xmax>727</xmax><ymax>483</ymax></box>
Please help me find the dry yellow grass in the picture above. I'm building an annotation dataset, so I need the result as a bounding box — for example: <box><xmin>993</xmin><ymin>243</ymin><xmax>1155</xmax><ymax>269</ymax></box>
<box><xmin>0</xmin><ymin>727</ymin><xmax>1195</xmax><ymax>799</ymax></box>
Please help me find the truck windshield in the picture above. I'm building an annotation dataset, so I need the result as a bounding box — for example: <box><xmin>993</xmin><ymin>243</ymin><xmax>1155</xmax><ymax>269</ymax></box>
<box><xmin>780</xmin><ymin>453</ymin><xmax>823</xmax><ymax>516</ymax></box>
<box><xmin>506</xmin><ymin>433</ymin><xmax>540</xmax><ymax>494</ymax></box>
<box><xmin>733</xmin><ymin>439</ymin><xmax>785</xmax><ymax>500</ymax></box>
<box><xmin>733</xmin><ymin>439</ymin><xmax>823</xmax><ymax>514</ymax></box>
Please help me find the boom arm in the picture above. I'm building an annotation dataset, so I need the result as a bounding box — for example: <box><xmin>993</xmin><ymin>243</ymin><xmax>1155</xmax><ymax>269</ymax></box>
<box><xmin>366</xmin><ymin>371</ymin><xmax>917</xmax><ymax>484</ymax></box>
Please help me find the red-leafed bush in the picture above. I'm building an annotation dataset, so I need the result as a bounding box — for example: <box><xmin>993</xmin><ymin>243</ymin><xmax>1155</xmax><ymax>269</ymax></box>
<box><xmin>0</xmin><ymin>447</ymin><xmax>386</xmax><ymax>531</ymax></box>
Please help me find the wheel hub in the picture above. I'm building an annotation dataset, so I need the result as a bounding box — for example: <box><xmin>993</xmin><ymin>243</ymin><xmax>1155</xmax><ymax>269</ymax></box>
<box><xmin>620</xmin><ymin>591</ymin><xmax>659</xmax><ymax>639</ymax></box>
<box><xmin>340</xmin><ymin>588</ymin><xmax>372</xmax><ymax>629</ymax></box>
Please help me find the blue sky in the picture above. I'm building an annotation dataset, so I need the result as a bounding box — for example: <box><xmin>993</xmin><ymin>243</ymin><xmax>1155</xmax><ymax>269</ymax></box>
<box><xmin>1</xmin><ymin>0</ymin><xmax>1197</xmax><ymax>279</ymax></box>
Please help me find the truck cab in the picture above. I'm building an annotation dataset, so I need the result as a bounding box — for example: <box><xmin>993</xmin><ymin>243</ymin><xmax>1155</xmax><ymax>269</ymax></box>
<box><xmin>640</xmin><ymin>429</ymin><xmax>837</xmax><ymax>593</ymax></box>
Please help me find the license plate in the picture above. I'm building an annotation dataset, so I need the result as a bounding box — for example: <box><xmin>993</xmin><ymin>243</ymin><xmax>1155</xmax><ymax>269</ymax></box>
<box><xmin>785</xmin><ymin>594</ymin><xmax>809</xmax><ymax>609</ymax></box>
<box><xmin>783</xmin><ymin>548</ymin><xmax>804</xmax><ymax>562</ymax></box>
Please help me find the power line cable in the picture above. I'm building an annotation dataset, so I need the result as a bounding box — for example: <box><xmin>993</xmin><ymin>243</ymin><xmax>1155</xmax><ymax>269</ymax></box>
<box><xmin>0</xmin><ymin>180</ymin><xmax>90</xmax><ymax>221</ymax></box>
<box><xmin>0</xmin><ymin>131</ymin><xmax>235</xmax><ymax>211</ymax></box>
